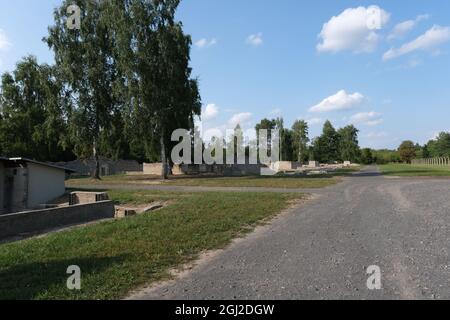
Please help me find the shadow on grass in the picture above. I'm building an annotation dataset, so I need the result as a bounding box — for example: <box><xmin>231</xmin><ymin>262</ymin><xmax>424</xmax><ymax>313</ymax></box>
<box><xmin>0</xmin><ymin>255</ymin><xmax>128</xmax><ymax>300</ymax></box>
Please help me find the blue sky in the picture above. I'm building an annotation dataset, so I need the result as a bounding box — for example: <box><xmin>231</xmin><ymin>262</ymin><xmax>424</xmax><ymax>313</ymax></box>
<box><xmin>1</xmin><ymin>0</ymin><xmax>450</xmax><ymax>149</ymax></box>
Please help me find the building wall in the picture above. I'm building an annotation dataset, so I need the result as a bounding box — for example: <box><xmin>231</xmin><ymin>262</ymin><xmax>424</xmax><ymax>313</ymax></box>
<box><xmin>27</xmin><ymin>163</ymin><xmax>66</xmax><ymax>209</ymax></box>
<box><xmin>52</xmin><ymin>158</ymin><xmax>143</xmax><ymax>176</ymax></box>
<box><xmin>0</xmin><ymin>162</ymin><xmax>4</xmax><ymax>214</ymax></box>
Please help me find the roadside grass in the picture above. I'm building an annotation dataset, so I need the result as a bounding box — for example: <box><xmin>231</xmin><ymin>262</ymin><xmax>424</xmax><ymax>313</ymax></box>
<box><xmin>379</xmin><ymin>164</ymin><xmax>450</xmax><ymax>177</ymax></box>
<box><xmin>66</xmin><ymin>171</ymin><xmax>354</xmax><ymax>189</ymax></box>
<box><xmin>0</xmin><ymin>190</ymin><xmax>303</xmax><ymax>300</ymax></box>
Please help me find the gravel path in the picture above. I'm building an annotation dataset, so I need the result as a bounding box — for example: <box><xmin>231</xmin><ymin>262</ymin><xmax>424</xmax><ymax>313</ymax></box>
<box><xmin>127</xmin><ymin>166</ymin><xmax>450</xmax><ymax>300</ymax></box>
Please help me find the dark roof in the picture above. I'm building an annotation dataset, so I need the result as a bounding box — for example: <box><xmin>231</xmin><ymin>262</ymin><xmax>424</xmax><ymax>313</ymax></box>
<box><xmin>8</xmin><ymin>157</ymin><xmax>76</xmax><ymax>173</ymax></box>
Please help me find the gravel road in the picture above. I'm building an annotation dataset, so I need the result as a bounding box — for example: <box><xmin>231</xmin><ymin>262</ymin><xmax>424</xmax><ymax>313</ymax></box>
<box><xmin>128</xmin><ymin>166</ymin><xmax>450</xmax><ymax>300</ymax></box>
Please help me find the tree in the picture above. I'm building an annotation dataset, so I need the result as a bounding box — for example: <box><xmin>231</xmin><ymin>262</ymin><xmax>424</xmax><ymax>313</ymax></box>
<box><xmin>398</xmin><ymin>140</ymin><xmax>417</xmax><ymax>163</ymax></box>
<box><xmin>114</xmin><ymin>0</ymin><xmax>201</xmax><ymax>179</ymax></box>
<box><xmin>0</xmin><ymin>56</ymin><xmax>72</xmax><ymax>161</ymax></box>
<box><xmin>292</xmin><ymin>120</ymin><xmax>309</xmax><ymax>164</ymax></box>
<box><xmin>314</xmin><ymin>120</ymin><xmax>340</xmax><ymax>163</ymax></box>
<box><xmin>255</xmin><ymin>118</ymin><xmax>276</xmax><ymax>160</ymax></box>
<box><xmin>338</xmin><ymin>125</ymin><xmax>360</xmax><ymax>163</ymax></box>
<box><xmin>434</xmin><ymin>132</ymin><xmax>450</xmax><ymax>156</ymax></box>
<box><xmin>45</xmin><ymin>0</ymin><xmax>119</xmax><ymax>178</ymax></box>
<box><xmin>360</xmin><ymin>148</ymin><xmax>374</xmax><ymax>165</ymax></box>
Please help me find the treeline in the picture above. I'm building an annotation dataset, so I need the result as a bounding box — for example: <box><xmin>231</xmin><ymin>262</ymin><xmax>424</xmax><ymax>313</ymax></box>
<box><xmin>255</xmin><ymin>118</ymin><xmax>362</xmax><ymax>164</ymax></box>
<box><xmin>358</xmin><ymin>132</ymin><xmax>450</xmax><ymax>165</ymax></box>
<box><xmin>0</xmin><ymin>0</ymin><xmax>201</xmax><ymax>179</ymax></box>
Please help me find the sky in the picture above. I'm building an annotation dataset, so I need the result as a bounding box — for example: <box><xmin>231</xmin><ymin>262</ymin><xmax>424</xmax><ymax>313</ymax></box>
<box><xmin>1</xmin><ymin>0</ymin><xmax>450</xmax><ymax>149</ymax></box>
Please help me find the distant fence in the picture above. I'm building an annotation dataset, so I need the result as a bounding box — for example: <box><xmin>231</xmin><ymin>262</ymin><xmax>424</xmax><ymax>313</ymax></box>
<box><xmin>412</xmin><ymin>157</ymin><xmax>450</xmax><ymax>166</ymax></box>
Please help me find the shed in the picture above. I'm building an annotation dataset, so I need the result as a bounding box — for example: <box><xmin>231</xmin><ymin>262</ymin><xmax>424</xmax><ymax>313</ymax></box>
<box><xmin>1</xmin><ymin>157</ymin><xmax>75</xmax><ymax>214</ymax></box>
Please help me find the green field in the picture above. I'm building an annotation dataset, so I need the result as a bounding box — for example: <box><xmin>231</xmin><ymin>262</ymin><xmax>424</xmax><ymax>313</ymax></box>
<box><xmin>379</xmin><ymin>164</ymin><xmax>450</xmax><ymax>177</ymax></box>
<box><xmin>0</xmin><ymin>190</ymin><xmax>303</xmax><ymax>300</ymax></box>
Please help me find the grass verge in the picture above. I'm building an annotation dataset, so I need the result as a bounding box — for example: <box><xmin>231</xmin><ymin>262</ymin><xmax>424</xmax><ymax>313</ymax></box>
<box><xmin>0</xmin><ymin>190</ymin><xmax>303</xmax><ymax>300</ymax></box>
<box><xmin>379</xmin><ymin>164</ymin><xmax>450</xmax><ymax>177</ymax></box>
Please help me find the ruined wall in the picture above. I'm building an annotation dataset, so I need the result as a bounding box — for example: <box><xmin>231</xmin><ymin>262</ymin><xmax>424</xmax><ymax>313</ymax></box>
<box><xmin>0</xmin><ymin>200</ymin><xmax>115</xmax><ymax>240</ymax></box>
<box><xmin>0</xmin><ymin>162</ymin><xmax>4</xmax><ymax>214</ymax></box>
<box><xmin>143</xmin><ymin>163</ymin><xmax>164</xmax><ymax>175</ymax></box>
<box><xmin>52</xmin><ymin>158</ymin><xmax>143</xmax><ymax>176</ymax></box>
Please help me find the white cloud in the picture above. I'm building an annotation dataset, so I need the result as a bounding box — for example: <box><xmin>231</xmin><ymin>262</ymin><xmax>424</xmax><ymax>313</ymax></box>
<box><xmin>307</xmin><ymin>118</ymin><xmax>324</xmax><ymax>126</ymax></box>
<box><xmin>309</xmin><ymin>90</ymin><xmax>365</xmax><ymax>113</ymax></box>
<box><xmin>317</xmin><ymin>6</ymin><xmax>390</xmax><ymax>53</ymax></box>
<box><xmin>229</xmin><ymin>112</ymin><xmax>252</xmax><ymax>127</ymax></box>
<box><xmin>269</xmin><ymin>108</ymin><xmax>282</xmax><ymax>116</ymax></box>
<box><xmin>383</xmin><ymin>25</ymin><xmax>450</xmax><ymax>60</ymax></box>
<box><xmin>203</xmin><ymin>128</ymin><xmax>224</xmax><ymax>142</ymax></box>
<box><xmin>387</xmin><ymin>14</ymin><xmax>430</xmax><ymax>40</ymax></box>
<box><xmin>0</xmin><ymin>29</ymin><xmax>11</xmax><ymax>51</ymax></box>
<box><xmin>366</xmin><ymin>131</ymin><xmax>388</xmax><ymax>138</ymax></box>
<box><xmin>195</xmin><ymin>38</ymin><xmax>217</xmax><ymax>49</ymax></box>
<box><xmin>349</xmin><ymin>111</ymin><xmax>383</xmax><ymax>126</ymax></box>
<box><xmin>246</xmin><ymin>33</ymin><xmax>263</xmax><ymax>46</ymax></box>
<box><xmin>202</xmin><ymin>103</ymin><xmax>219</xmax><ymax>121</ymax></box>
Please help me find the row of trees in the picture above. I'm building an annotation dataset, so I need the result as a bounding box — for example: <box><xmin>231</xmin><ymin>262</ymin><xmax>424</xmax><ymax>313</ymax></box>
<box><xmin>357</xmin><ymin>132</ymin><xmax>450</xmax><ymax>165</ymax></box>
<box><xmin>255</xmin><ymin>119</ymin><xmax>362</xmax><ymax>164</ymax></box>
<box><xmin>0</xmin><ymin>0</ymin><xmax>201</xmax><ymax>179</ymax></box>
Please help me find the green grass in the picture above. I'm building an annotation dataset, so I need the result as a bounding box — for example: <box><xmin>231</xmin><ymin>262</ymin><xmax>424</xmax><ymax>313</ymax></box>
<box><xmin>0</xmin><ymin>190</ymin><xmax>302</xmax><ymax>300</ymax></box>
<box><xmin>379</xmin><ymin>164</ymin><xmax>450</xmax><ymax>177</ymax></box>
<box><xmin>67</xmin><ymin>174</ymin><xmax>343</xmax><ymax>189</ymax></box>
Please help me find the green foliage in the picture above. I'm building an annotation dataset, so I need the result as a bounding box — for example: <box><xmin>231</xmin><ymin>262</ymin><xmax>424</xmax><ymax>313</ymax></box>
<box><xmin>0</xmin><ymin>56</ymin><xmax>73</xmax><ymax>161</ymax></box>
<box><xmin>426</xmin><ymin>132</ymin><xmax>450</xmax><ymax>157</ymax></box>
<box><xmin>312</xmin><ymin>121</ymin><xmax>340</xmax><ymax>163</ymax></box>
<box><xmin>338</xmin><ymin>125</ymin><xmax>361</xmax><ymax>163</ymax></box>
<box><xmin>398</xmin><ymin>140</ymin><xmax>417</xmax><ymax>163</ymax></box>
<box><xmin>360</xmin><ymin>148</ymin><xmax>374</xmax><ymax>165</ymax></box>
<box><xmin>372</xmin><ymin>149</ymin><xmax>400</xmax><ymax>164</ymax></box>
<box><xmin>291</xmin><ymin>120</ymin><xmax>309</xmax><ymax>163</ymax></box>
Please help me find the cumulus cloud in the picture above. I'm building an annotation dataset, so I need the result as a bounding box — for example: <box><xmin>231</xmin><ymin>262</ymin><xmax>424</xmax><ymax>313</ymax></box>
<box><xmin>309</xmin><ymin>90</ymin><xmax>365</xmax><ymax>113</ymax></box>
<box><xmin>202</xmin><ymin>103</ymin><xmax>219</xmax><ymax>121</ymax></box>
<box><xmin>229</xmin><ymin>112</ymin><xmax>252</xmax><ymax>127</ymax></box>
<box><xmin>203</xmin><ymin>128</ymin><xmax>224</xmax><ymax>142</ymax></box>
<box><xmin>194</xmin><ymin>38</ymin><xmax>217</xmax><ymax>49</ymax></box>
<box><xmin>349</xmin><ymin>111</ymin><xmax>383</xmax><ymax>126</ymax></box>
<box><xmin>246</xmin><ymin>33</ymin><xmax>263</xmax><ymax>46</ymax></box>
<box><xmin>383</xmin><ymin>25</ymin><xmax>450</xmax><ymax>60</ymax></box>
<box><xmin>317</xmin><ymin>6</ymin><xmax>390</xmax><ymax>53</ymax></box>
<box><xmin>387</xmin><ymin>14</ymin><xmax>430</xmax><ymax>40</ymax></box>
<box><xmin>307</xmin><ymin>118</ymin><xmax>324</xmax><ymax>126</ymax></box>
<box><xmin>0</xmin><ymin>29</ymin><xmax>11</xmax><ymax>51</ymax></box>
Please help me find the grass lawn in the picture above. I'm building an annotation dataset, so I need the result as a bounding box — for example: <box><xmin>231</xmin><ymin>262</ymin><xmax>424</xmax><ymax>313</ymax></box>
<box><xmin>66</xmin><ymin>170</ymin><xmax>358</xmax><ymax>189</ymax></box>
<box><xmin>0</xmin><ymin>190</ymin><xmax>303</xmax><ymax>300</ymax></box>
<box><xmin>379</xmin><ymin>164</ymin><xmax>450</xmax><ymax>177</ymax></box>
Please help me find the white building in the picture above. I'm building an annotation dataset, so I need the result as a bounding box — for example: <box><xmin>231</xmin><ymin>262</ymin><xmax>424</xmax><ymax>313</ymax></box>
<box><xmin>0</xmin><ymin>157</ymin><xmax>75</xmax><ymax>214</ymax></box>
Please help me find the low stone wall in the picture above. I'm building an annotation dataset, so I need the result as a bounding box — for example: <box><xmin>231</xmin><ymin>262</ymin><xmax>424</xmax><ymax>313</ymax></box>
<box><xmin>143</xmin><ymin>163</ymin><xmax>164</xmax><ymax>175</ymax></box>
<box><xmin>0</xmin><ymin>201</ymin><xmax>115</xmax><ymax>240</ymax></box>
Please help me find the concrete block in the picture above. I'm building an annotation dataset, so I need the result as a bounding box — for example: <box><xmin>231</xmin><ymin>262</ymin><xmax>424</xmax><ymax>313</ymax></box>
<box><xmin>308</xmin><ymin>161</ymin><xmax>320</xmax><ymax>168</ymax></box>
<box><xmin>70</xmin><ymin>192</ymin><xmax>109</xmax><ymax>205</ymax></box>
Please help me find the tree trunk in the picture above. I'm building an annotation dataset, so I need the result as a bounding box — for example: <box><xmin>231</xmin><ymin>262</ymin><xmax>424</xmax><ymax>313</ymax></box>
<box><xmin>160</xmin><ymin>127</ymin><xmax>168</xmax><ymax>180</ymax></box>
<box><xmin>92</xmin><ymin>139</ymin><xmax>101</xmax><ymax>180</ymax></box>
